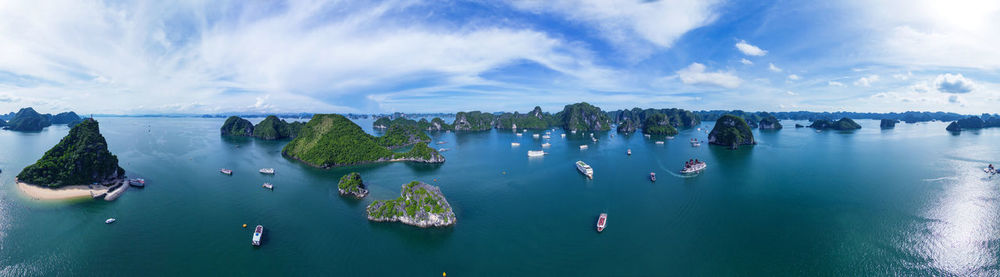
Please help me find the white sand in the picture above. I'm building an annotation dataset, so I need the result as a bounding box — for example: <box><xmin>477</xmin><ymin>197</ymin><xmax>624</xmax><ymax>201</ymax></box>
<box><xmin>16</xmin><ymin>180</ymin><xmax>108</xmax><ymax>200</ymax></box>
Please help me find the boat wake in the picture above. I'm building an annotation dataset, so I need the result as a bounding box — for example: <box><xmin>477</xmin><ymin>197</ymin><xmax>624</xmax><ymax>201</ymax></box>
<box><xmin>922</xmin><ymin>176</ymin><xmax>958</xmax><ymax>183</ymax></box>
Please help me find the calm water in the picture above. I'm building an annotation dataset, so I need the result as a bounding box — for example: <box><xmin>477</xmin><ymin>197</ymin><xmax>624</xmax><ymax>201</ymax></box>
<box><xmin>1</xmin><ymin>117</ymin><xmax>999</xmax><ymax>276</ymax></box>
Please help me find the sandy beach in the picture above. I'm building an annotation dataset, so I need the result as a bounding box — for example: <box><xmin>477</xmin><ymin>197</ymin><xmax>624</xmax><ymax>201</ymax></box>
<box><xmin>16</xmin><ymin>179</ymin><xmax>108</xmax><ymax>200</ymax></box>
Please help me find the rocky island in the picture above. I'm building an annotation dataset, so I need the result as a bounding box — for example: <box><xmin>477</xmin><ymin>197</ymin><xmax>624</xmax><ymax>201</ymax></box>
<box><xmin>337</xmin><ymin>172</ymin><xmax>368</xmax><ymax>198</ymax></box>
<box><xmin>880</xmin><ymin>119</ymin><xmax>897</xmax><ymax>129</ymax></box>
<box><xmin>495</xmin><ymin>106</ymin><xmax>553</xmax><ymax>130</ymax></box>
<box><xmin>5</xmin><ymin>107</ymin><xmax>52</xmax><ymax>131</ymax></box>
<box><xmin>610</xmin><ymin>107</ymin><xmax>700</xmax><ymax>133</ymax></box>
<box><xmin>641</xmin><ymin>113</ymin><xmax>679</xmax><ymax>136</ymax></box>
<box><xmin>557</xmin><ymin>102</ymin><xmax>611</xmax><ymax>131</ymax></box>
<box><xmin>281</xmin><ymin>114</ymin><xmax>444</xmax><ymax>168</ymax></box>
<box><xmin>452</xmin><ymin>111</ymin><xmax>495</xmax><ymax>131</ymax></box>
<box><xmin>374</xmin><ymin>117</ymin><xmax>453</xmax><ymax>131</ymax></box>
<box><xmin>759</xmin><ymin>115</ymin><xmax>782</xmax><ymax>130</ymax></box>
<box><xmin>366</xmin><ymin>181</ymin><xmax>456</xmax><ymax>227</ymax></box>
<box><xmin>808</xmin><ymin>118</ymin><xmax>861</xmax><ymax>130</ymax></box>
<box><xmin>708</xmin><ymin>114</ymin><xmax>755</xmax><ymax>149</ymax></box>
<box><xmin>16</xmin><ymin>119</ymin><xmax>127</xmax><ymax>200</ymax></box>
<box><xmin>944</xmin><ymin>116</ymin><xmax>1000</xmax><ymax>132</ymax></box>
<box><xmin>220</xmin><ymin>116</ymin><xmax>255</xmax><ymax>136</ymax></box>
<box><xmin>220</xmin><ymin>115</ymin><xmax>304</xmax><ymax>139</ymax></box>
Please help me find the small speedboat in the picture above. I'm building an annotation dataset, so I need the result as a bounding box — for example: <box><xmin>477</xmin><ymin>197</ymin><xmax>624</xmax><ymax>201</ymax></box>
<box><xmin>259</xmin><ymin>168</ymin><xmax>275</xmax><ymax>175</ymax></box>
<box><xmin>220</xmin><ymin>168</ymin><xmax>233</xmax><ymax>175</ymax></box>
<box><xmin>511</xmin><ymin>142</ymin><xmax>520</xmax><ymax>147</ymax></box>
<box><xmin>650</xmin><ymin>172</ymin><xmax>656</xmax><ymax>182</ymax></box>
<box><xmin>527</xmin><ymin>150</ymin><xmax>546</xmax><ymax>157</ymax></box>
<box><xmin>262</xmin><ymin>183</ymin><xmax>274</xmax><ymax>190</ymax></box>
<box><xmin>105</xmin><ymin>218</ymin><xmax>116</xmax><ymax>224</ymax></box>
<box><xmin>627</xmin><ymin>149</ymin><xmax>632</xmax><ymax>155</ymax></box>
<box><xmin>252</xmin><ymin>225</ymin><xmax>263</xmax><ymax>246</ymax></box>
<box><xmin>596</xmin><ymin>213</ymin><xmax>607</xmax><ymax>232</ymax></box>
<box><xmin>541</xmin><ymin>143</ymin><xmax>551</xmax><ymax>148</ymax></box>
<box><xmin>655</xmin><ymin>141</ymin><xmax>664</xmax><ymax>145</ymax></box>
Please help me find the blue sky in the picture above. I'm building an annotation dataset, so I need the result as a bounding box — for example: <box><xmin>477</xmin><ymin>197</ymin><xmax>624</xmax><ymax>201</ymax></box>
<box><xmin>0</xmin><ymin>0</ymin><xmax>998</xmax><ymax>115</ymax></box>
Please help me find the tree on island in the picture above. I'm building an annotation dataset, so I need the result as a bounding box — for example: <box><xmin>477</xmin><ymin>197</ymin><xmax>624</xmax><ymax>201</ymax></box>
<box><xmin>17</xmin><ymin>118</ymin><xmax>125</xmax><ymax>187</ymax></box>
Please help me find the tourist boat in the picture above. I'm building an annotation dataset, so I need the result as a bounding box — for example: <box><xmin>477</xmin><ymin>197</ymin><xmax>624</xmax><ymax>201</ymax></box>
<box><xmin>596</xmin><ymin>213</ymin><xmax>607</xmax><ymax>232</ymax></box>
<box><xmin>220</xmin><ymin>168</ymin><xmax>233</xmax><ymax>175</ymax></box>
<box><xmin>436</xmin><ymin>141</ymin><xmax>446</xmax><ymax>144</ymax></box>
<box><xmin>690</xmin><ymin>138</ymin><xmax>701</xmax><ymax>147</ymax></box>
<box><xmin>259</xmin><ymin>168</ymin><xmax>275</xmax><ymax>175</ymax></box>
<box><xmin>545</xmin><ymin>131</ymin><xmax>551</xmax><ymax>135</ymax></box>
<box><xmin>128</xmin><ymin>178</ymin><xmax>145</xmax><ymax>187</ymax></box>
<box><xmin>511</xmin><ymin>142</ymin><xmax>520</xmax><ymax>147</ymax></box>
<box><xmin>576</xmin><ymin>160</ymin><xmax>593</xmax><ymax>179</ymax></box>
<box><xmin>650</xmin><ymin>172</ymin><xmax>656</xmax><ymax>182</ymax></box>
<box><xmin>666</xmin><ymin>136</ymin><xmax>675</xmax><ymax>140</ymax></box>
<box><xmin>527</xmin><ymin>150</ymin><xmax>546</xmax><ymax>157</ymax></box>
<box><xmin>516</xmin><ymin>133</ymin><xmax>522</xmax><ymax>137</ymax></box>
<box><xmin>105</xmin><ymin>218</ymin><xmax>116</xmax><ymax>224</ymax></box>
<box><xmin>655</xmin><ymin>141</ymin><xmax>664</xmax><ymax>145</ymax></box>
<box><xmin>542</xmin><ymin>135</ymin><xmax>551</xmax><ymax>139</ymax></box>
<box><xmin>644</xmin><ymin>134</ymin><xmax>650</xmax><ymax>138</ymax></box>
<box><xmin>571</xmin><ymin>130</ymin><xmax>577</xmax><ymax>134</ymax></box>
<box><xmin>262</xmin><ymin>183</ymin><xmax>274</xmax><ymax>190</ymax></box>
<box><xmin>627</xmin><ymin>149</ymin><xmax>631</xmax><ymax>155</ymax></box>
<box><xmin>541</xmin><ymin>143</ymin><xmax>551</xmax><ymax>148</ymax></box>
<box><xmin>680</xmin><ymin>159</ymin><xmax>707</xmax><ymax>174</ymax></box>
<box><xmin>438</xmin><ymin>148</ymin><xmax>449</xmax><ymax>152</ymax></box>
<box><xmin>579</xmin><ymin>145</ymin><xmax>589</xmax><ymax>150</ymax></box>
<box><xmin>561</xmin><ymin>134</ymin><xmax>566</xmax><ymax>138</ymax></box>
<box><xmin>252</xmin><ymin>225</ymin><xmax>263</xmax><ymax>246</ymax></box>
<box><xmin>591</xmin><ymin>138</ymin><xmax>598</xmax><ymax>142</ymax></box>
<box><xmin>532</xmin><ymin>134</ymin><xmax>540</xmax><ymax>139</ymax></box>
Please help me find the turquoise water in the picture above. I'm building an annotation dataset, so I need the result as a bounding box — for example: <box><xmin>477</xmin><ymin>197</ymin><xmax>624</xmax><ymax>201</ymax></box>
<box><xmin>1</xmin><ymin>117</ymin><xmax>999</xmax><ymax>276</ymax></box>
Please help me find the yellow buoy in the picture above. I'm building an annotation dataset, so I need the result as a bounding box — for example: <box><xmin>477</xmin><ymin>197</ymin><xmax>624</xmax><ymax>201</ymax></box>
<box><xmin>443</xmin><ymin>272</ymin><xmax>446</xmax><ymax>277</ymax></box>
<box><xmin>242</xmin><ymin>224</ymin><xmax>247</xmax><ymax>228</ymax></box>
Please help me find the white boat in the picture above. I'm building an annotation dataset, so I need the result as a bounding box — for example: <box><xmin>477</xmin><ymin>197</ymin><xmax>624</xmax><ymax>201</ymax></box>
<box><xmin>579</xmin><ymin>145</ymin><xmax>589</xmax><ymax>150</ymax></box>
<box><xmin>571</xmin><ymin>130</ymin><xmax>577</xmax><ymax>134</ymax></box>
<box><xmin>666</xmin><ymin>136</ymin><xmax>675</xmax><ymax>140</ymax></box>
<box><xmin>561</xmin><ymin>134</ymin><xmax>566</xmax><ymax>138</ymax></box>
<box><xmin>523</xmin><ymin>129</ymin><xmax>527</xmax><ymax>132</ymax></box>
<box><xmin>680</xmin><ymin>160</ymin><xmax>707</xmax><ymax>174</ymax></box>
<box><xmin>527</xmin><ymin>150</ymin><xmax>546</xmax><ymax>157</ymax></box>
<box><xmin>105</xmin><ymin>218</ymin><xmax>116</xmax><ymax>224</ymax></box>
<box><xmin>627</xmin><ymin>149</ymin><xmax>631</xmax><ymax>155</ymax></box>
<box><xmin>252</xmin><ymin>225</ymin><xmax>263</xmax><ymax>246</ymax></box>
<box><xmin>596</xmin><ymin>213</ymin><xmax>607</xmax><ymax>232</ymax></box>
<box><xmin>644</xmin><ymin>134</ymin><xmax>651</xmax><ymax>138</ymax></box>
<box><xmin>576</xmin><ymin>160</ymin><xmax>593</xmax><ymax>179</ymax></box>
<box><xmin>533</xmin><ymin>134</ymin><xmax>540</xmax><ymax>139</ymax></box>
<box><xmin>545</xmin><ymin>131</ymin><xmax>551</xmax><ymax>135</ymax></box>
<box><xmin>541</xmin><ymin>143</ymin><xmax>551</xmax><ymax>148</ymax></box>
<box><xmin>511</xmin><ymin>142</ymin><xmax>520</xmax><ymax>147</ymax></box>
<box><xmin>542</xmin><ymin>135</ymin><xmax>551</xmax><ymax>139</ymax></box>
<box><xmin>259</xmin><ymin>168</ymin><xmax>275</xmax><ymax>175</ymax></box>
<box><xmin>262</xmin><ymin>183</ymin><xmax>274</xmax><ymax>190</ymax></box>
<box><xmin>690</xmin><ymin>138</ymin><xmax>701</xmax><ymax>147</ymax></box>
<box><xmin>655</xmin><ymin>141</ymin><xmax>664</xmax><ymax>145</ymax></box>
<box><xmin>437</xmin><ymin>148</ymin><xmax>449</xmax><ymax>152</ymax></box>
<box><xmin>516</xmin><ymin>133</ymin><xmax>523</xmax><ymax>137</ymax></box>
<box><xmin>220</xmin><ymin>168</ymin><xmax>233</xmax><ymax>175</ymax></box>
<box><xmin>436</xmin><ymin>141</ymin><xmax>447</xmax><ymax>145</ymax></box>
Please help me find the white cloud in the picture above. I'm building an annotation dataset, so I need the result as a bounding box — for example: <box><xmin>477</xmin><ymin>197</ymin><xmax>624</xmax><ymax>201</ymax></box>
<box><xmin>854</xmin><ymin>75</ymin><xmax>880</xmax><ymax>87</ymax></box>
<box><xmin>828</xmin><ymin>81</ymin><xmax>845</xmax><ymax>87</ymax></box>
<box><xmin>510</xmin><ymin>0</ymin><xmax>722</xmax><ymax>49</ymax></box>
<box><xmin>768</xmin><ymin>63</ymin><xmax>782</xmax><ymax>72</ymax></box>
<box><xmin>787</xmin><ymin>74</ymin><xmax>801</xmax><ymax>80</ymax></box>
<box><xmin>735</xmin><ymin>40</ymin><xmax>767</xmax><ymax>56</ymax></box>
<box><xmin>893</xmin><ymin>72</ymin><xmax>912</xmax><ymax>80</ymax></box>
<box><xmin>740</xmin><ymin>58</ymin><xmax>753</xmax><ymax>65</ymax></box>
<box><xmin>934</xmin><ymin>73</ymin><xmax>974</xmax><ymax>93</ymax></box>
<box><xmin>676</xmin><ymin>63</ymin><xmax>742</xmax><ymax>89</ymax></box>
<box><xmin>785</xmin><ymin>90</ymin><xmax>797</xmax><ymax>95</ymax></box>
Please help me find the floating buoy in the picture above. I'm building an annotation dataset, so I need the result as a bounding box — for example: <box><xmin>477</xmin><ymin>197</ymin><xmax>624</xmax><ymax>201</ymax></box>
<box><xmin>443</xmin><ymin>273</ymin><xmax>446</xmax><ymax>277</ymax></box>
<box><xmin>242</xmin><ymin>224</ymin><xmax>247</xmax><ymax>228</ymax></box>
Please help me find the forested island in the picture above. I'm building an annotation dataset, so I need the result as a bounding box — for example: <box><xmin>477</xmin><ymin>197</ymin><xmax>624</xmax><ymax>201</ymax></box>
<box><xmin>220</xmin><ymin>115</ymin><xmax>304</xmax><ymax>140</ymax></box>
<box><xmin>373</xmin><ymin>116</ymin><xmax>453</xmax><ymax>131</ymax></box>
<box><xmin>281</xmin><ymin>114</ymin><xmax>444</xmax><ymax>168</ymax></box>
<box><xmin>880</xmin><ymin>119</ymin><xmax>897</xmax><ymax>129</ymax></box>
<box><xmin>366</xmin><ymin>181</ymin><xmax>456</xmax><ymax>227</ymax></box>
<box><xmin>2</xmin><ymin>107</ymin><xmax>82</xmax><ymax>132</ymax></box>
<box><xmin>945</xmin><ymin>115</ymin><xmax>1000</xmax><ymax>132</ymax></box>
<box><xmin>808</xmin><ymin>118</ymin><xmax>862</xmax><ymax>130</ymax></box>
<box><xmin>337</xmin><ymin>172</ymin><xmax>368</xmax><ymax>198</ymax></box>
<box><xmin>17</xmin><ymin>118</ymin><xmax>125</xmax><ymax>187</ymax></box>
<box><xmin>708</xmin><ymin>115</ymin><xmax>755</xmax><ymax>149</ymax></box>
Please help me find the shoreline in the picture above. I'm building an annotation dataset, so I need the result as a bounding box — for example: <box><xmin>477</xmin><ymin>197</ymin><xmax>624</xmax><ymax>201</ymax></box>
<box><xmin>16</xmin><ymin>179</ymin><xmax>111</xmax><ymax>201</ymax></box>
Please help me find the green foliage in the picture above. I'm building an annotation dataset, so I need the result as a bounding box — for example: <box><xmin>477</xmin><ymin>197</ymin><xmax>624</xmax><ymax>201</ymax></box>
<box><xmin>51</xmin><ymin>112</ymin><xmax>82</xmax><ymax>125</ymax></box>
<box><xmin>496</xmin><ymin>106</ymin><xmax>552</xmax><ymax>129</ymax></box>
<box><xmin>373</xmin><ymin>117</ymin><xmax>392</xmax><ymax>128</ymax></box>
<box><xmin>641</xmin><ymin>113</ymin><xmax>679</xmax><ymax>136</ymax></box>
<box><xmin>759</xmin><ymin>115</ymin><xmax>783</xmax><ymax>130</ymax></box>
<box><xmin>452</xmin><ymin>111</ymin><xmax>495</xmax><ymax>131</ymax></box>
<box><xmin>253</xmin><ymin>115</ymin><xmax>303</xmax><ymax>140</ymax></box>
<box><xmin>337</xmin><ymin>172</ymin><xmax>365</xmax><ymax>194</ymax></box>
<box><xmin>809</xmin><ymin>117</ymin><xmax>861</xmax><ymax>130</ymax></box>
<box><xmin>375</xmin><ymin>116</ymin><xmax>453</xmax><ymax>131</ymax></box>
<box><xmin>375</xmin><ymin>124</ymin><xmax>430</xmax><ymax>148</ymax></box>
<box><xmin>556</xmin><ymin>102</ymin><xmax>611</xmax><ymax>131</ymax></box>
<box><xmin>282</xmin><ymin>114</ymin><xmax>442</xmax><ymax>168</ymax></box>
<box><xmin>708</xmin><ymin>114</ymin><xmax>755</xmax><ymax>148</ymax></box>
<box><xmin>220</xmin><ymin>116</ymin><xmax>254</xmax><ymax>136</ymax></box>
<box><xmin>366</xmin><ymin>181</ymin><xmax>452</xmax><ymax>222</ymax></box>
<box><xmin>17</xmin><ymin>119</ymin><xmax>125</xmax><ymax>187</ymax></box>
<box><xmin>7</xmin><ymin>107</ymin><xmax>52</xmax><ymax>131</ymax></box>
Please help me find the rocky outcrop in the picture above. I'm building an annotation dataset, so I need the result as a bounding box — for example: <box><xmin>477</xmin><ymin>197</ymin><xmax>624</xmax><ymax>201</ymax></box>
<box><xmin>452</xmin><ymin>111</ymin><xmax>495</xmax><ymax>131</ymax></box>
<box><xmin>808</xmin><ymin>118</ymin><xmax>861</xmax><ymax>130</ymax></box>
<box><xmin>616</xmin><ymin>118</ymin><xmax>637</xmax><ymax>133</ymax></box>
<box><xmin>946</xmin><ymin>121</ymin><xmax>961</xmax><ymax>132</ymax></box>
<box><xmin>337</xmin><ymin>172</ymin><xmax>369</xmax><ymax>198</ymax></box>
<box><xmin>6</xmin><ymin>107</ymin><xmax>52</xmax><ymax>131</ymax></box>
<box><xmin>220</xmin><ymin>116</ymin><xmax>254</xmax><ymax>136</ymax></box>
<box><xmin>708</xmin><ymin>114</ymin><xmax>755</xmax><ymax>149</ymax></box>
<box><xmin>252</xmin><ymin>115</ymin><xmax>303</xmax><ymax>140</ymax></box>
<box><xmin>946</xmin><ymin>116</ymin><xmax>988</xmax><ymax>132</ymax></box>
<box><xmin>282</xmin><ymin>114</ymin><xmax>443</xmax><ymax>168</ymax></box>
<box><xmin>880</xmin><ymin>119</ymin><xmax>897</xmax><ymax>129</ymax></box>
<box><xmin>795</xmin><ymin>124</ymin><xmax>804</xmax><ymax>128</ymax></box>
<box><xmin>366</xmin><ymin>181</ymin><xmax>456</xmax><ymax>228</ymax></box>
<box><xmin>17</xmin><ymin>119</ymin><xmax>125</xmax><ymax>187</ymax></box>
<box><xmin>641</xmin><ymin>113</ymin><xmax>678</xmax><ymax>136</ymax></box>
<box><xmin>51</xmin><ymin>112</ymin><xmax>82</xmax><ymax>125</ymax></box>
<box><xmin>557</xmin><ymin>102</ymin><xmax>611</xmax><ymax>131</ymax></box>
<box><xmin>759</xmin><ymin>116</ymin><xmax>782</xmax><ymax>130</ymax></box>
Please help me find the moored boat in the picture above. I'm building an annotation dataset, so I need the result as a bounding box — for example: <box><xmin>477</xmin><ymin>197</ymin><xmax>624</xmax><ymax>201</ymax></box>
<box><xmin>220</xmin><ymin>168</ymin><xmax>233</xmax><ymax>175</ymax></box>
<box><xmin>511</xmin><ymin>142</ymin><xmax>520</xmax><ymax>147</ymax></box>
<box><xmin>105</xmin><ymin>218</ymin><xmax>116</xmax><ymax>224</ymax></box>
<box><xmin>596</xmin><ymin>213</ymin><xmax>607</xmax><ymax>232</ymax></box>
<box><xmin>262</xmin><ymin>183</ymin><xmax>274</xmax><ymax>190</ymax></box>
<box><xmin>576</xmin><ymin>160</ymin><xmax>593</xmax><ymax>179</ymax></box>
<box><xmin>252</xmin><ymin>225</ymin><xmax>263</xmax><ymax>246</ymax></box>
<box><xmin>527</xmin><ymin>150</ymin><xmax>546</xmax><ymax>157</ymax></box>
<box><xmin>579</xmin><ymin>145</ymin><xmax>589</xmax><ymax>150</ymax></box>
<box><xmin>259</xmin><ymin>168</ymin><xmax>275</xmax><ymax>175</ymax></box>
<box><xmin>627</xmin><ymin>149</ymin><xmax>632</xmax><ymax>155</ymax></box>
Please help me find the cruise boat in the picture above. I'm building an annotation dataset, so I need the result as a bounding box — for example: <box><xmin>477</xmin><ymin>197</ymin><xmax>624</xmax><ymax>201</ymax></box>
<box><xmin>655</xmin><ymin>141</ymin><xmax>664</xmax><ymax>145</ymax></box>
<box><xmin>596</xmin><ymin>213</ymin><xmax>607</xmax><ymax>232</ymax></box>
<box><xmin>105</xmin><ymin>218</ymin><xmax>116</xmax><ymax>224</ymax></box>
<box><xmin>532</xmin><ymin>134</ymin><xmax>540</xmax><ymax>139</ymax></box>
<box><xmin>259</xmin><ymin>168</ymin><xmax>275</xmax><ymax>175</ymax></box>
<box><xmin>436</xmin><ymin>141</ymin><xmax>447</xmax><ymax>145</ymax></box>
<box><xmin>591</xmin><ymin>138</ymin><xmax>598</xmax><ymax>142</ymax></box>
<box><xmin>644</xmin><ymin>134</ymin><xmax>651</xmax><ymax>138</ymax></box>
<box><xmin>437</xmin><ymin>148</ymin><xmax>449</xmax><ymax>152</ymax></box>
<box><xmin>627</xmin><ymin>149</ymin><xmax>631</xmax><ymax>155</ymax></box>
<box><xmin>527</xmin><ymin>150</ymin><xmax>546</xmax><ymax>157</ymax></box>
<box><xmin>542</xmin><ymin>135</ymin><xmax>551</xmax><ymax>139</ymax></box>
<box><xmin>262</xmin><ymin>183</ymin><xmax>274</xmax><ymax>190</ymax></box>
<box><xmin>576</xmin><ymin>160</ymin><xmax>593</xmax><ymax>179</ymax></box>
<box><xmin>541</xmin><ymin>143</ymin><xmax>551</xmax><ymax>148</ymax></box>
<box><xmin>511</xmin><ymin>142</ymin><xmax>520</xmax><ymax>147</ymax></box>
<box><xmin>220</xmin><ymin>168</ymin><xmax>233</xmax><ymax>175</ymax></box>
<box><xmin>579</xmin><ymin>145</ymin><xmax>589</xmax><ymax>150</ymax></box>
<box><xmin>680</xmin><ymin>159</ymin><xmax>707</xmax><ymax>174</ymax></box>
<box><xmin>561</xmin><ymin>134</ymin><xmax>566</xmax><ymax>138</ymax></box>
<box><xmin>128</xmin><ymin>178</ymin><xmax>145</xmax><ymax>187</ymax></box>
<box><xmin>516</xmin><ymin>133</ymin><xmax>523</xmax><ymax>137</ymax></box>
<box><xmin>252</xmin><ymin>225</ymin><xmax>263</xmax><ymax>246</ymax></box>
<box><xmin>649</xmin><ymin>172</ymin><xmax>656</xmax><ymax>182</ymax></box>
<box><xmin>690</xmin><ymin>138</ymin><xmax>701</xmax><ymax>147</ymax></box>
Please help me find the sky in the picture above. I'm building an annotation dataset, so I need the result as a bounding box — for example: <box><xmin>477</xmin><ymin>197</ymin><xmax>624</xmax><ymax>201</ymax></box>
<box><xmin>0</xmin><ymin>0</ymin><xmax>998</xmax><ymax>115</ymax></box>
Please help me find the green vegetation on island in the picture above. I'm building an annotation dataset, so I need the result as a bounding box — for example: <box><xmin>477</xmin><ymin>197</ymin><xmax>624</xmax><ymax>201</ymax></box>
<box><xmin>616</xmin><ymin>118</ymin><xmax>637</xmax><ymax>133</ymax></box>
<box><xmin>252</xmin><ymin>115</ymin><xmax>305</xmax><ymax>140</ymax></box>
<box><xmin>944</xmin><ymin>116</ymin><xmax>1000</xmax><ymax>132</ymax></box>
<box><xmin>708</xmin><ymin>114</ymin><xmax>755</xmax><ymax>149</ymax></box>
<box><xmin>366</xmin><ymin>181</ymin><xmax>456</xmax><ymax>227</ymax></box>
<box><xmin>496</xmin><ymin>106</ymin><xmax>552</xmax><ymax>130</ymax></box>
<box><xmin>880</xmin><ymin>119</ymin><xmax>897</xmax><ymax>129</ymax></box>
<box><xmin>17</xmin><ymin>119</ymin><xmax>125</xmax><ymax>187</ymax></box>
<box><xmin>373</xmin><ymin>117</ymin><xmax>453</xmax><ymax>131</ymax></box>
<box><xmin>641</xmin><ymin>113</ymin><xmax>679</xmax><ymax>136</ymax></box>
<box><xmin>281</xmin><ymin>114</ymin><xmax>444</xmax><ymax>168</ymax></box>
<box><xmin>51</xmin><ymin>112</ymin><xmax>83</xmax><ymax>125</ymax></box>
<box><xmin>556</xmin><ymin>102</ymin><xmax>611</xmax><ymax>131</ymax></box>
<box><xmin>759</xmin><ymin>115</ymin><xmax>782</xmax><ymax>130</ymax></box>
<box><xmin>375</xmin><ymin>124</ymin><xmax>431</xmax><ymax>149</ymax></box>
<box><xmin>452</xmin><ymin>111</ymin><xmax>495</xmax><ymax>131</ymax></box>
<box><xmin>6</xmin><ymin>107</ymin><xmax>52</xmax><ymax>131</ymax></box>
<box><xmin>808</xmin><ymin>118</ymin><xmax>861</xmax><ymax>130</ymax></box>
<box><xmin>337</xmin><ymin>172</ymin><xmax>369</xmax><ymax>198</ymax></box>
<box><xmin>609</xmin><ymin>108</ymin><xmax>700</xmax><ymax>133</ymax></box>
<box><xmin>220</xmin><ymin>116</ymin><xmax>255</xmax><ymax>136</ymax></box>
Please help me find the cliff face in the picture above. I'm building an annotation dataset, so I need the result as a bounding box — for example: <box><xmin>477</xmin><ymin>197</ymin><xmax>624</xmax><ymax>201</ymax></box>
<box><xmin>641</xmin><ymin>113</ymin><xmax>679</xmax><ymax>136</ymax></box>
<box><xmin>809</xmin><ymin>118</ymin><xmax>861</xmax><ymax>130</ymax></box>
<box><xmin>6</xmin><ymin>107</ymin><xmax>52</xmax><ymax>131</ymax></box>
<box><xmin>337</xmin><ymin>172</ymin><xmax>369</xmax><ymax>198</ymax></box>
<box><xmin>557</xmin><ymin>102</ymin><xmax>611</xmax><ymax>131</ymax></box>
<box><xmin>708</xmin><ymin>115</ymin><xmax>755</xmax><ymax>149</ymax></box>
<box><xmin>759</xmin><ymin>116</ymin><xmax>783</xmax><ymax>130</ymax></box>
<box><xmin>452</xmin><ymin>111</ymin><xmax>495</xmax><ymax>131</ymax></box>
<box><xmin>17</xmin><ymin>119</ymin><xmax>125</xmax><ymax>187</ymax></box>
<box><xmin>282</xmin><ymin>114</ymin><xmax>443</xmax><ymax>168</ymax></box>
<box><xmin>366</xmin><ymin>181</ymin><xmax>456</xmax><ymax>227</ymax></box>
<box><xmin>946</xmin><ymin>116</ymin><xmax>988</xmax><ymax>132</ymax></box>
<box><xmin>252</xmin><ymin>115</ymin><xmax>303</xmax><ymax>140</ymax></box>
<box><xmin>880</xmin><ymin>119</ymin><xmax>897</xmax><ymax>129</ymax></box>
<box><xmin>616</xmin><ymin>118</ymin><xmax>637</xmax><ymax>133</ymax></box>
<box><xmin>220</xmin><ymin>116</ymin><xmax>254</xmax><ymax>136</ymax></box>
<box><xmin>51</xmin><ymin>112</ymin><xmax>82</xmax><ymax>125</ymax></box>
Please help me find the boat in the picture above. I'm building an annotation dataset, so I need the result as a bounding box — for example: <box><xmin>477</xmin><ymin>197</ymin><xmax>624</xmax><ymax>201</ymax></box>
<box><xmin>541</xmin><ymin>143</ymin><xmax>551</xmax><ymax>148</ymax></box>
<box><xmin>680</xmin><ymin>159</ymin><xmax>707</xmax><ymax>174</ymax></box>
<box><xmin>542</xmin><ymin>135</ymin><xmax>551</xmax><ymax>139</ymax></box>
<box><xmin>650</xmin><ymin>172</ymin><xmax>656</xmax><ymax>182</ymax></box>
<box><xmin>627</xmin><ymin>149</ymin><xmax>632</xmax><ymax>155</ymax></box>
<box><xmin>252</xmin><ymin>225</ymin><xmax>263</xmax><ymax>246</ymax></box>
<box><xmin>105</xmin><ymin>218</ymin><xmax>116</xmax><ymax>224</ymax></box>
<box><xmin>591</xmin><ymin>138</ymin><xmax>598</xmax><ymax>142</ymax></box>
<box><xmin>576</xmin><ymin>160</ymin><xmax>593</xmax><ymax>179</ymax></box>
<box><xmin>262</xmin><ymin>183</ymin><xmax>274</xmax><ymax>190</ymax></box>
<box><xmin>259</xmin><ymin>168</ymin><xmax>275</xmax><ymax>175</ymax></box>
<box><xmin>527</xmin><ymin>150</ymin><xmax>546</xmax><ymax>157</ymax></box>
<box><xmin>128</xmin><ymin>178</ymin><xmax>145</xmax><ymax>187</ymax></box>
<box><xmin>516</xmin><ymin>133</ymin><xmax>523</xmax><ymax>137</ymax></box>
<box><xmin>220</xmin><ymin>168</ymin><xmax>233</xmax><ymax>175</ymax></box>
<box><xmin>596</xmin><ymin>213</ymin><xmax>607</xmax><ymax>232</ymax></box>
<box><xmin>561</xmin><ymin>134</ymin><xmax>566</xmax><ymax>138</ymax></box>
<box><xmin>579</xmin><ymin>145</ymin><xmax>589</xmax><ymax>150</ymax></box>
<box><xmin>690</xmin><ymin>138</ymin><xmax>701</xmax><ymax>147</ymax></box>
<box><xmin>655</xmin><ymin>141</ymin><xmax>664</xmax><ymax>145</ymax></box>
<box><xmin>532</xmin><ymin>134</ymin><xmax>540</xmax><ymax>139</ymax></box>
<box><xmin>644</xmin><ymin>134</ymin><xmax>650</xmax><ymax>138</ymax></box>
<box><xmin>436</xmin><ymin>141</ymin><xmax>447</xmax><ymax>145</ymax></box>
<box><xmin>438</xmin><ymin>148</ymin><xmax>449</xmax><ymax>152</ymax></box>
<box><xmin>666</xmin><ymin>136</ymin><xmax>675</xmax><ymax>140</ymax></box>
<box><xmin>545</xmin><ymin>131</ymin><xmax>551</xmax><ymax>135</ymax></box>
<box><xmin>571</xmin><ymin>130</ymin><xmax>577</xmax><ymax>134</ymax></box>
<box><xmin>511</xmin><ymin>142</ymin><xmax>520</xmax><ymax>147</ymax></box>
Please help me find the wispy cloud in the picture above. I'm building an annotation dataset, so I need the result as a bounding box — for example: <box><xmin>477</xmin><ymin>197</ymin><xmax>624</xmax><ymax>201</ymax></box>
<box><xmin>676</xmin><ymin>63</ymin><xmax>742</xmax><ymax>89</ymax></box>
<box><xmin>768</xmin><ymin>63</ymin><xmax>782</xmax><ymax>72</ymax></box>
<box><xmin>735</xmin><ymin>40</ymin><xmax>767</xmax><ymax>56</ymax></box>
